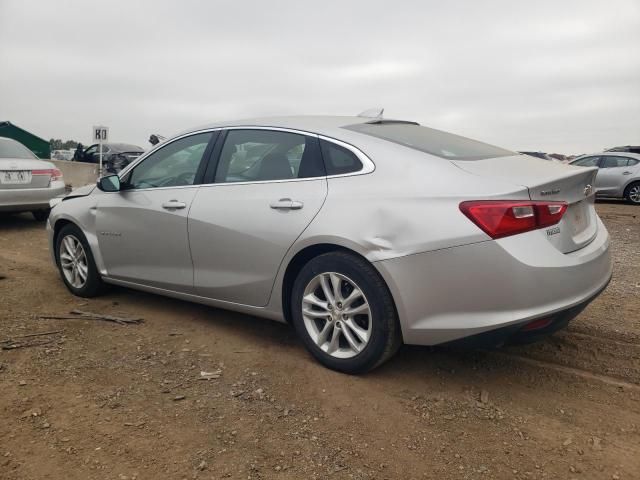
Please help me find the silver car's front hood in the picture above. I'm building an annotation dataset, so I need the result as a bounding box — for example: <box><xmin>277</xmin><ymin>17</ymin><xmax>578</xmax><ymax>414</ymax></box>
<box><xmin>50</xmin><ymin>183</ymin><xmax>96</xmax><ymax>208</ymax></box>
<box><xmin>63</xmin><ymin>183</ymin><xmax>96</xmax><ymax>200</ymax></box>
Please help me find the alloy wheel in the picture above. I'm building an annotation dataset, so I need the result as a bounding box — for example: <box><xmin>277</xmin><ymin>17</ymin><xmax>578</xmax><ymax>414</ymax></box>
<box><xmin>59</xmin><ymin>234</ymin><xmax>89</xmax><ymax>289</ymax></box>
<box><xmin>301</xmin><ymin>272</ymin><xmax>372</xmax><ymax>359</ymax></box>
<box><xmin>629</xmin><ymin>185</ymin><xmax>640</xmax><ymax>204</ymax></box>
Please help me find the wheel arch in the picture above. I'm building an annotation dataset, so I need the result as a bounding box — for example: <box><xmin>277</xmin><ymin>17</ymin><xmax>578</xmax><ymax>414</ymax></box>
<box><xmin>623</xmin><ymin>179</ymin><xmax>640</xmax><ymax>199</ymax></box>
<box><xmin>52</xmin><ymin>218</ymin><xmax>76</xmax><ymax>260</ymax></box>
<box><xmin>280</xmin><ymin>243</ymin><xmax>401</xmax><ymax>331</ymax></box>
<box><xmin>51</xmin><ymin>217</ymin><xmax>105</xmax><ymax>275</ymax></box>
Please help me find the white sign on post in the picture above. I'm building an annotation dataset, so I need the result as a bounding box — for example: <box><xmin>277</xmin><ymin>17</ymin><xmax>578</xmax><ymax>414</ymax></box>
<box><xmin>92</xmin><ymin>126</ymin><xmax>109</xmax><ymax>174</ymax></box>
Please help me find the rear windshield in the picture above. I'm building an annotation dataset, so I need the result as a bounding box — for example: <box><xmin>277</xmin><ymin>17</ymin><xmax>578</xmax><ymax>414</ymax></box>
<box><xmin>344</xmin><ymin>123</ymin><xmax>515</xmax><ymax>160</ymax></box>
<box><xmin>0</xmin><ymin>138</ymin><xmax>38</xmax><ymax>159</ymax></box>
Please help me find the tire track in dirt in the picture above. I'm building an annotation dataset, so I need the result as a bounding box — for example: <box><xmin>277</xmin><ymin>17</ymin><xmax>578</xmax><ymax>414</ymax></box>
<box><xmin>491</xmin><ymin>351</ymin><xmax>640</xmax><ymax>391</ymax></box>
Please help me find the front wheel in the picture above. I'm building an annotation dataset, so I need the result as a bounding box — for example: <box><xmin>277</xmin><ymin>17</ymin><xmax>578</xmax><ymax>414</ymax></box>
<box><xmin>624</xmin><ymin>182</ymin><xmax>640</xmax><ymax>205</ymax></box>
<box><xmin>55</xmin><ymin>224</ymin><xmax>105</xmax><ymax>297</ymax></box>
<box><xmin>290</xmin><ymin>251</ymin><xmax>401</xmax><ymax>374</ymax></box>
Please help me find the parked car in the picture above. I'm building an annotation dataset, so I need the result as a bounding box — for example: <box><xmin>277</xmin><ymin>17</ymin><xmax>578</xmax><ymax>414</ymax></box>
<box><xmin>605</xmin><ymin>145</ymin><xmax>640</xmax><ymax>155</ymax></box>
<box><xmin>75</xmin><ymin>142</ymin><xmax>144</xmax><ymax>173</ymax></box>
<box><xmin>0</xmin><ymin>137</ymin><xmax>65</xmax><ymax>220</ymax></box>
<box><xmin>47</xmin><ymin>116</ymin><xmax>612</xmax><ymax>373</ymax></box>
<box><xmin>52</xmin><ymin>149</ymin><xmax>75</xmax><ymax>161</ymax></box>
<box><xmin>570</xmin><ymin>152</ymin><xmax>640</xmax><ymax>204</ymax></box>
<box><xmin>518</xmin><ymin>151</ymin><xmax>557</xmax><ymax>161</ymax></box>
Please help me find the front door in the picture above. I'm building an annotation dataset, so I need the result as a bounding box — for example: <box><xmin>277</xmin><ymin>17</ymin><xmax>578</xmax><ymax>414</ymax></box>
<box><xmin>189</xmin><ymin>129</ymin><xmax>328</xmax><ymax>306</ymax></box>
<box><xmin>96</xmin><ymin>131</ymin><xmax>216</xmax><ymax>292</ymax></box>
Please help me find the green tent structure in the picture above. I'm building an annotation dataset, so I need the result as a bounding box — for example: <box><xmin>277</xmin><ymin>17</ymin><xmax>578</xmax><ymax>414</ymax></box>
<box><xmin>0</xmin><ymin>121</ymin><xmax>50</xmax><ymax>159</ymax></box>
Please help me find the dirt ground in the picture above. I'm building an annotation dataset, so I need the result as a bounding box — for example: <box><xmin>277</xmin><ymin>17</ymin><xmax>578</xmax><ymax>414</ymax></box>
<box><xmin>0</xmin><ymin>202</ymin><xmax>638</xmax><ymax>480</ymax></box>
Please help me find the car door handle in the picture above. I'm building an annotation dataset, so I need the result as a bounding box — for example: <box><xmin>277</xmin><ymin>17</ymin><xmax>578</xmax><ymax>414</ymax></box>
<box><xmin>162</xmin><ymin>200</ymin><xmax>187</xmax><ymax>210</ymax></box>
<box><xmin>269</xmin><ymin>198</ymin><xmax>304</xmax><ymax>210</ymax></box>
<box><xmin>622</xmin><ymin>171</ymin><xmax>632</xmax><ymax>175</ymax></box>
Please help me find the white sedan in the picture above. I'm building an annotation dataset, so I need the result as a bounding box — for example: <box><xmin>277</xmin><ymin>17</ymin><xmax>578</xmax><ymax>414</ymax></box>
<box><xmin>47</xmin><ymin>114</ymin><xmax>611</xmax><ymax>373</ymax></box>
<box><xmin>0</xmin><ymin>137</ymin><xmax>66</xmax><ymax>220</ymax></box>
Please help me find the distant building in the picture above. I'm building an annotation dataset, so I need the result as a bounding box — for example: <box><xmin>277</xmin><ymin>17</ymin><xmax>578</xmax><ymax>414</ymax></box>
<box><xmin>0</xmin><ymin>121</ymin><xmax>50</xmax><ymax>159</ymax></box>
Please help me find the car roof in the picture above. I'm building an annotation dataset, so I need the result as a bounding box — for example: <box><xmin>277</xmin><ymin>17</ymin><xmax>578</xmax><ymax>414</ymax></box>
<box><xmin>190</xmin><ymin>115</ymin><xmax>377</xmax><ymax>139</ymax></box>
<box><xmin>573</xmin><ymin>152</ymin><xmax>640</xmax><ymax>161</ymax></box>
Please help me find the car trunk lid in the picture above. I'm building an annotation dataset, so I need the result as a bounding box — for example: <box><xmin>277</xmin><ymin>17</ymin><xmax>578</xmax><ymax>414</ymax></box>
<box><xmin>452</xmin><ymin>155</ymin><xmax>599</xmax><ymax>253</ymax></box>
<box><xmin>0</xmin><ymin>158</ymin><xmax>57</xmax><ymax>190</ymax></box>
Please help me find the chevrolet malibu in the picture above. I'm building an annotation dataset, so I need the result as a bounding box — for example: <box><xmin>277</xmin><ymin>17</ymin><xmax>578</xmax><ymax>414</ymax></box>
<box><xmin>1</xmin><ymin>137</ymin><xmax>65</xmax><ymax>220</ymax></box>
<box><xmin>47</xmin><ymin>115</ymin><xmax>612</xmax><ymax>373</ymax></box>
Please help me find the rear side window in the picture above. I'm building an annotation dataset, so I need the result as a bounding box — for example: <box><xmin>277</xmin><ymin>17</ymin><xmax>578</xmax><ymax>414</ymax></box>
<box><xmin>320</xmin><ymin>140</ymin><xmax>363</xmax><ymax>175</ymax></box>
<box><xmin>628</xmin><ymin>158</ymin><xmax>639</xmax><ymax>166</ymax></box>
<box><xmin>601</xmin><ymin>156</ymin><xmax>630</xmax><ymax>168</ymax></box>
<box><xmin>344</xmin><ymin>122</ymin><xmax>515</xmax><ymax>160</ymax></box>
<box><xmin>215</xmin><ymin>130</ymin><xmax>325</xmax><ymax>183</ymax></box>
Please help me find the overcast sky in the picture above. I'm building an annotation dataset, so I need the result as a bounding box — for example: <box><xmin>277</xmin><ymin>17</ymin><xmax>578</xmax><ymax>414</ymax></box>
<box><xmin>1</xmin><ymin>0</ymin><xmax>639</xmax><ymax>154</ymax></box>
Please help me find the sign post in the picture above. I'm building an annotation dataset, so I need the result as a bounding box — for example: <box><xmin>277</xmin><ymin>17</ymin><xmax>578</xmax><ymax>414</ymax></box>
<box><xmin>92</xmin><ymin>125</ymin><xmax>109</xmax><ymax>175</ymax></box>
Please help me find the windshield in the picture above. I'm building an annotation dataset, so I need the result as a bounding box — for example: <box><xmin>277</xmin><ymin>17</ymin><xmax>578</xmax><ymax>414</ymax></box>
<box><xmin>0</xmin><ymin>138</ymin><xmax>38</xmax><ymax>159</ymax></box>
<box><xmin>344</xmin><ymin>122</ymin><xmax>515</xmax><ymax>161</ymax></box>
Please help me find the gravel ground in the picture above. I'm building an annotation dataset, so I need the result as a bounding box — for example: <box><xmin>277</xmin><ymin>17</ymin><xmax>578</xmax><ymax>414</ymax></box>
<box><xmin>0</xmin><ymin>201</ymin><xmax>638</xmax><ymax>480</ymax></box>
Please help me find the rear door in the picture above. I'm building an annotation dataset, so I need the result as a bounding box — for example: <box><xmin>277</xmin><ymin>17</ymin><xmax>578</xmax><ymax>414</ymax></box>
<box><xmin>96</xmin><ymin>131</ymin><xmax>217</xmax><ymax>292</ymax></box>
<box><xmin>189</xmin><ymin>128</ymin><xmax>328</xmax><ymax>306</ymax></box>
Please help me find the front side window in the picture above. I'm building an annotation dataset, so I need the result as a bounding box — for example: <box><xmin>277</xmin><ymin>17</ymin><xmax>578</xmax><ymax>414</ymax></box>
<box><xmin>573</xmin><ymin>156</ymin><xmax>600</xmax><ymax>167</ymax></box>
<box><xmin>601</xmin><ymin>156</ymin><xmax>629</xmax><ymax>168</ymax></box>
<box><xmin>85</xmin><ymin>145</ymin><xmax>99</xmax><ymax>155</ymax></box>
<box><xmin>124</xmin><ymin>132</ymin><xmax>213</xmax><ymax>189</ymax></box>
<box><xmin>215</xmin><ymin>130</ymin><xmax>325</xmax><ymax>183</ymax></box>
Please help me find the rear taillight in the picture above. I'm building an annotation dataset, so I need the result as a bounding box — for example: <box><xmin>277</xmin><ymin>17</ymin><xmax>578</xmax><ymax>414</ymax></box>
<box><xmin>32</xmin><ymin>168</ymin><xmax>63</xmax><ymax>182</ymax></box>
<box><xmin>459</xmin><ymin>200</ymin><xmax>568</xmax><ymax>239</ymax></box>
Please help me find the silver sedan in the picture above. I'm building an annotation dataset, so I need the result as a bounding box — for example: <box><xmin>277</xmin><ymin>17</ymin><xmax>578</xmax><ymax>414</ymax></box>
<box><xmin>47</xmin><ymin>115</ymin><xmax>612</xmax><ymax>373</ymax></box>
<box><xmin>570</xmin><ymin>152</ymin><xmax>640</xmax><ymax>204</ymax></box>
<box><xmin>0</xmin><ymin>137</ymin><xmax>66</xmax><ymax>220</ymax></box>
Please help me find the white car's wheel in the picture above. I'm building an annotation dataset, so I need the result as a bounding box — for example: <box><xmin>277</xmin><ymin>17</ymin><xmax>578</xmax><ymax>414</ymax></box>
<box><xmin>291</xmin><ymin>251</ymin><xmax>401</xmax><ymax>374</ymax></box>
<box><xmin>625</xmin><ymin>182</ymin><xmax>640</xmax><ymax>205</ymax></box>
<box><xmin>55</xmin><ymin>224</ymin><xmax>105</xmax><ymax>297</ymax></box>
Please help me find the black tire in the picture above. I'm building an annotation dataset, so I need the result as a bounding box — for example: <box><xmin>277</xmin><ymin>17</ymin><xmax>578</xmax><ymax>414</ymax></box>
<box><xmin>55</xmin><ymin>223</ymin><xmax>106</xmax><ymax>297</ymax></box>
<box><xmin>290</xmin><ymin>251</ymin><xmax>401</xmax><ymax>374</ymax></box>
<box><xmin>32</xmin><ymin>209</ymin><xmax>50</xmax><ymax>221</ymax></box>
<box><xmin>624</xmin><ymin>181</ymin><xmax>640</xmax><ymax>205</ymax></box>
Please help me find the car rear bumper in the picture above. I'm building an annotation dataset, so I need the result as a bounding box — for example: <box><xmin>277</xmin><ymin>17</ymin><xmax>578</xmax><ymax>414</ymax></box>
<box><xmin>374</xmin><ymin>216</ymin><xmax>612</xmax><ymax>346</ymax></box>
<box><xmin>0</xmin><ymin>183</ymin><xmax>66</xmax><ymax>212</ymax></box>
<box><xmin>442</xmin><ymin>276</ymin><xmax>610</xmax><ymax>348</ymax></box>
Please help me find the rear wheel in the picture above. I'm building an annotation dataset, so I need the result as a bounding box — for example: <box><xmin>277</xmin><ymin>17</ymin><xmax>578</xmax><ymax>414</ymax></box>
<box><xmin>290</xmin><ymin>251</ymin><xmax>401</xmax><ymax>374</ymax></box>
<box><xmin>55</xmin><ymin>224</ymin><xmax>105</xmax><ymax>297</ymax></box>
<box><xmin>624</xmin><ymin>182</ymin><xmax>640</xmax><ymax>205</ymax></box>
<box><xmin>32</xmin><ymin>209</ymin><xmax>50</xmax><ymax>221</ymax></box>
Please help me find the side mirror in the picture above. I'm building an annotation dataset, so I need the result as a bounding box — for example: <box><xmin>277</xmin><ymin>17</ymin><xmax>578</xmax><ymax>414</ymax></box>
<box><xmin>97</xmin><ymin>174</ymin><xmax>121</xmax><ymax>192</ymax></box>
